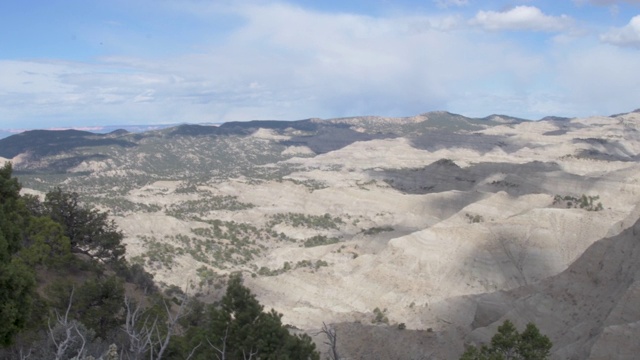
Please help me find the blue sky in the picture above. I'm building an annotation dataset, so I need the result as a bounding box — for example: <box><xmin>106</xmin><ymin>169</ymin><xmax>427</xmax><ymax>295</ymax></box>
<box><xmin>1</xmin><ymin>0</ymin><xmax>640</xmax><ymax>130</ymax></box>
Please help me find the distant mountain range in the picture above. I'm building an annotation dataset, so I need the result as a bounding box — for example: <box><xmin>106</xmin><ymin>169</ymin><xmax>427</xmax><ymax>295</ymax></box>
<box><xmin>0</xmin><ymin>111</ymin><xmax>526</xmax><ymax>173</ymax></box>
<box><xmin>0</xmin><ymin>110</ymin><xmax>553</xmax><ymax>140</ymax></box>
<box><xmin>0</xmin><ymin>123</ymin><xmax>221</xmax><ymax>139</ymax></box>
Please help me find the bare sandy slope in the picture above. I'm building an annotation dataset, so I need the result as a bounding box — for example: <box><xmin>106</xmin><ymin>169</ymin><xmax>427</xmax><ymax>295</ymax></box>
<box><xmin>246</xmin><ymin>192</ymin><xmax>633</xmax><ymax>329</ymax></box>
<box><xmin>105</xmin><ymin>112</ymin><xmax>640</xmax><ymax>358</ymax></box>
<box><xmin>231</xmin><ymin>115</ymin><xmax>640</xmax><ymax>330</ymax></box>
<box><xmin>449</xmin><ymin>208</ymin><xmax>640</xmax><ymax>359</ymax></box>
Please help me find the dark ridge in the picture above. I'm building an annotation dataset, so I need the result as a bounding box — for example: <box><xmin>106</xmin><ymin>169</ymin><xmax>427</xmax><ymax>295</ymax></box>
<box><xmin>423</xmin><ymin>110</ymin><xmax>462</xmax><ymax>117</ymax></box>
<box><xmin>169</xmin><ymin>124</ymin><xmax>221</xmax><ymax>136</ymax></box>
<box><xmin>0</xmin><ymin>129</ymin><xmax>137</xmax><ymax>158</ymax></box>
<box><xmin>167</xmin><ymin>124</ymin><xmax>249</xmax><ymax>137</ymax></box>
<box><xmin>540</xmin><ymin>116</ymin><xmax>572</xmax><ymax>122</ymax></box>
<box><xmin>610</xmin><ymin>108</ymin><xmax>640</xmax><ymax>117</ymax></box>
<box><xmin>108</xmin><ymin>129</ymin><xmax>130</xmax><ymax>136</ymax></box>
<box><xmin>419</xmin><ymin>112</ymin><xmax>501</xmax><ymax>131</ymax></box>
<box><xmin>167</xmin><ymin>121</ymin><xmax>324</xmax><ymax>137</ymax></box>
<box><xmin>480</xmin><ymin>114</ymin><xmax>530</xmax><ymax>123</ymax></box>
<box><xmin>30</xmin><ymin>154</ymin><xmax>110</xmax><ymax>174</ymax></box>
<box><xmin>219</xmin><ymin>119</ymin><xmax>322</xmax><ymax>132</ymax></box>
<box><xmin>281</xmin><ymin>127</ymin><xmax>393</xmax><ymax>154</ymax></box>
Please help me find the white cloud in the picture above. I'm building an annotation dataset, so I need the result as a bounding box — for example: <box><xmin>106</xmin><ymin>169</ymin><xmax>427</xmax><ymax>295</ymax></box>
<box><xmin>600</xmin><ymin>15</ymin><xmax>640</xmax><ymax>48</ymax></box>
<box><xmin>470</xmin><ymin>6</ymin><xmax>573</xmax><ymax>32</ymax></box>
<box><xmin>1</xmin><ymin>1</ymin><xmax>638</xmax><ymax>128</ymax></box>
<box><xmin>2</xmin><ymin>4</ymin><xmax>497</xmax><ymax>126</ymax></box>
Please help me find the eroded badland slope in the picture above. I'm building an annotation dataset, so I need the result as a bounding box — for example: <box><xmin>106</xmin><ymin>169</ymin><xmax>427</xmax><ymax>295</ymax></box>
<box><xmin>4</xmin><ymin>110</ymin><xmax>640</xmax><ymax>358</ymax></box>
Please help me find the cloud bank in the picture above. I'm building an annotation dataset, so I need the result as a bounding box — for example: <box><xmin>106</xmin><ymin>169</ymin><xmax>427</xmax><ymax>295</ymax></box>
<box><xmin>1</xmin><ymin>1</ymin><xmax>639</xmax><ymax>129</ymax></box>
<box><xmin>601</xmin><ymin>15</ymin><xmax>640</xmax><ymax>48</ymax></box>
<box><xmin>470</xmin><ymin>6</ymin><xmax>573</xmax><ymax>32</ymax></box>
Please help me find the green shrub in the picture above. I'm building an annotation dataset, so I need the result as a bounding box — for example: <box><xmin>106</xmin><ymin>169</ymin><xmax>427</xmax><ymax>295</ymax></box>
<box><xmin>303</xmin><ymin>235</ymin><xmax>340</xmax><ymax>247</ymax></box>
<box><xmin>553</xmin><ymin>194</ymin><xmax>603</xmax><ymax>211</ymax></box>
<box><xmin>362</xmin><ymin>226</ymin><xmax>395</xmax><ymax>235</ymax></box>
<box><xmin>460</xmin><ymin>320</ymin><xmax>552</xmax><ymax>360</ymax></box>
<box><xmin>372</xmin><ymin>307</ymin><xmax>389</xmax><ymax>324</ymax></box>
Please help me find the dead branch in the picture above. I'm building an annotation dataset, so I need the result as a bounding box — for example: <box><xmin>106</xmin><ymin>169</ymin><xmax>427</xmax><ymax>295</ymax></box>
<box><xmin>319</xmin><ymin>322</ymin><xmax>339</xmax><ymax>360</ymax></box>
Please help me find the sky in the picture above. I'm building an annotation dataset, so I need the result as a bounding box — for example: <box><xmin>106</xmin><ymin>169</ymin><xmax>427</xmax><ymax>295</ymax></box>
<box><xmin>1</xmin><ymin>0</ymin><xmax>640</xmax><ymax>130</ymax></box>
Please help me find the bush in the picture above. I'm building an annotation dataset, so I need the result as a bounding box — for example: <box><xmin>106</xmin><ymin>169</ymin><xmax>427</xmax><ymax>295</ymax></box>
<box><xmin>460</xmin><ymin>320</ymin><xmax>552</xmax><ymax>360</ymax></box>
<box><xmin>122</xmin><ymin>263</ymin><xmax>157</xmax><ymax>293</ymax></box>
<box><xmin>553</xmin><ymin>194</ymin><xmax>603</xmax><ymax>211</ymax></box>
<box><xmin>372</xmin><ymin>307</ymin><xmax>389</xmax><ymax>324</ymax></box>
<box><xmin>303</xmin><ymin>235</ymin><xmax>339</xmax><ymax>247</ymax></box>
<box><xmin>362</xmin><ymin>226</ymin><xmax>394</xmax><ymax>235</ymax></box>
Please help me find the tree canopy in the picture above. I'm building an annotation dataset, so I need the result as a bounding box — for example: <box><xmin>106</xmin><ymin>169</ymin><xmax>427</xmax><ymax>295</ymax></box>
<box><xmin>0</xmin><ymin>163</ymin><xmax>35</xmax><ymax>346</ymax></box>
<box><xmin>179</xmin><ymin>274</ymin><xmax>320</xmax><ymax>360</ymax></box>
<box><xmin>44</xmin><ymin>188</ymin><xmax>125</xmax><ymax>263</ymax></box>
<box><xmin>461</xmin><ymin>320</ymin><xmax>552</xmax><ymax>360</ymax></box>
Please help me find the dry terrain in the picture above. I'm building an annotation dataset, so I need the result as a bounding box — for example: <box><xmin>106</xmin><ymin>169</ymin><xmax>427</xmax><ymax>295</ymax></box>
<box><xmin>5</xmin><ymin>110</ymin><xmax>640</xmax><ymax>358</ymax></box>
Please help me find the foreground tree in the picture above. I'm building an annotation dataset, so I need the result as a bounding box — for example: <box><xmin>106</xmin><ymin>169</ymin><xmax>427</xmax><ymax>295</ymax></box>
<box><xmin>44</xmin><ymin>188</ymin><xmax>125</xmax><ymax>263</ymax></box>
<box><xmin>0</xmin><ymin>163</ymin><xmax>35</xmax><ymax>345</ymax></box>
<box><xmin>19</xmin><ymin>216</ymin><xmax>72</xmax><ymax>268</ymax></box>
<box><xmin>180</xmin><ymin>274</ymin><xmax>319</xmax><ymax>360</ymax></box>
<box><xmin>47</xmin><ymin>276</ymin><xmax>125</xmax><ymax>339</ymax></box>
<box><xmin>461</xmin><ymin>320</ymin><xmax>552</xmax><ymax>360</ymax></box>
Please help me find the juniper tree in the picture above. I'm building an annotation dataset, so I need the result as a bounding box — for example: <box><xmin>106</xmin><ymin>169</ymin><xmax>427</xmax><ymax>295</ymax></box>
<box><xmin>0</xmin><ymin>163</ymin><xmax>35</xmax><ymax>346</ymax></box>
<box><xmin>461</xmin><ymin>320</ymin><xmax>552</xmax><ymax>360</ymax></box>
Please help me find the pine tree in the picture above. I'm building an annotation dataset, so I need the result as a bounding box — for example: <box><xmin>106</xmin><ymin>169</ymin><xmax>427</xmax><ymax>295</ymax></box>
<box><xmin>183</xmin><ymin>274</ymin><xmax>319</xmax><ymax>359</ymax></box>
<box><xmin>44</xmin><ymin>188</ymin><xmax>125</xmax><ymax>263</ymax></box>
<box><xmin>0</xmin><ymin>163</ymin><xmax>35</xmax><ymax>346</ymax></box>
<box><xmin>461</xmin><ymin>320</ymin><xmax>552</xmax><ymax>360</ymax></box>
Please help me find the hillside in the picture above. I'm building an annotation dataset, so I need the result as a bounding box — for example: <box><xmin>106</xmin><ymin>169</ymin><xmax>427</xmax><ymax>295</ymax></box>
<box><xmin>4</xmin><ymin>109</ymin><xmax>640</xmax><ymax>358</ymax></box>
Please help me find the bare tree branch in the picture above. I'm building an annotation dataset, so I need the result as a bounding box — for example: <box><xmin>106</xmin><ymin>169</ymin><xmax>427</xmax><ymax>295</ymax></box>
<box><xmin>18</xmin><ymin>347</ymin><xmax>32</xmax><ymax>360</ymax></box>
<box><xmin>48</xmin><ymin>287</ymin><xmax>88</xmax><ymax>360</ymax></box>
<box><xmin>73</xmin><ymin>322</ymin><xmax>86</xmax><ymax>359</ymax></box>
<box><xmin>155</xmin><ymin>296</ymin><xmax>189</xmax><ymax>360</ymax></box>
<box><xmin>122</xmin><ymin>296</ymin><xmax>155</xmax><ymax>360</ymax></box>
<box><xmin>207</xmin><ymin>325</ymin><xmax>230</xmax><ymax>360</ymax></box>
<box><xmin>319</xmin><ymin>322</ymin><xmax>340</xmax><ymax>360</ymax></box>
<box><xmin>242</xmin><ymin>346</ymin><xmax>258</xmax><ymax>360</ymax></box>
<box><xmin>184</xmin><ymin>342</ymin><xmax>202</xmax><ymax>360</ymax></box>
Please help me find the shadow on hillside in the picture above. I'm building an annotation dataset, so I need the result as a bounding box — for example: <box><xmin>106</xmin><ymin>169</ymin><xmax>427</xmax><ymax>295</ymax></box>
<box><xmin>373</xmin><ymin>160</ymin><xmax>563</xmax><ymax>196</ymax></box>
<box><xmin>325</xmin><ymin>322</ymin><xmax>442</xmax><ymax>360</ymax></box>
<box><xmin>14</xmin><ymin>154</ymin><xmax>111</xmax><ymax>175</ymax></box>
<box><xmin>458</xmin><ymin>214</ymin><xmax>640</xmax><ymax>359</ymax></box>
<box><xmin>281</xmin><ymin>127</ymin><xmax>394</xmax><ymax>154</ymax></box>
<box><xmin>409</xmin><ymin>131</ymin><xmax>511</xmax><ymax>155</ymax></box>
<box><xmin>0</xmin><ymin>129</ymin><xmax>137</xmax><ymax>158</ymax></box>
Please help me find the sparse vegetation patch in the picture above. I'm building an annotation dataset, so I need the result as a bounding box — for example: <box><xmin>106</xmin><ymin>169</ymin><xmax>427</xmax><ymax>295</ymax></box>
<box><xmin>372</xmin><ymin>307</ymin><xmax>389</xmax><ymax>324</ymax></box>
<box><xmin>257</xmin><ymin>259</ymin><xmax>329</xmax><ymax>276</ymax></box>
<box><xmin>303</xmin><ymin>235</ymin><xmax>340</xmax><ymax>247</ymax></box>
<box><xmin>361</xmin><ymin>226</ymin><xmax>394</xmax><ymax>235</ymax></box>
<box><xmin>268</xmin><ymin>212</ymin><xmax>345</xmax><ymax>230</ymax></box>
<box><xmin>553</xmin><ymin>194</ymin><xmax>604</xmax><ymax>211</ymax></box>
<box><xmin>465</xmin><ymin>213</ymin><xmax>484</xmax><ymax>223</ymax></box>
<box><xmin>489</xmin><ymin>180</ymin><xmax>518</xmax><ymax>188</ymax></box>
<box><xmin>166</xmin><ymin>195</ymin><xmax>254</xmax><ymax>218</ymax></box>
